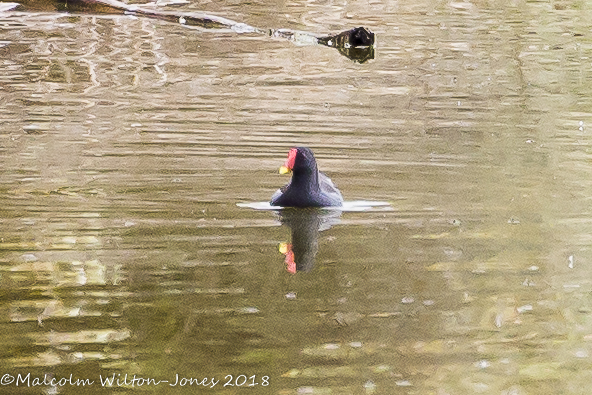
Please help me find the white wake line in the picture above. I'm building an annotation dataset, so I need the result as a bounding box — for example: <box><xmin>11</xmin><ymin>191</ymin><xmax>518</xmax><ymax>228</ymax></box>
<box><xmin>237</xmin><ymin>201</ymin><xmax>393</xmax><ymax>212</ymax></box>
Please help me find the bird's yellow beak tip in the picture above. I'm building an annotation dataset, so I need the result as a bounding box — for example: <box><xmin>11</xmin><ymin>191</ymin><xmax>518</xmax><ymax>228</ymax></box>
<box><xmin>279</xmin><ymin>243</ymin><xmax>289</xmax><ymax>254</ymax></box>
<box><xmin>279</xmin><ymin>166</ymin><xmax>291</xmax><ymax>175</ymax></box>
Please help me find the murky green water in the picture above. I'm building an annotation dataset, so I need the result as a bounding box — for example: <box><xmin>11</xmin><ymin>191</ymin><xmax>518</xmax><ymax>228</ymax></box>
<box><xmin>2</xmin><ymin>0</ymin><xmax>592</xmax><ymax>393</ymax></box>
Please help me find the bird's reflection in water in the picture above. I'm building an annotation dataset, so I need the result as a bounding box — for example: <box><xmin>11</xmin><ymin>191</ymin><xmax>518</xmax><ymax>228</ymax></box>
<box><xmin>275</xmin><ymin>208</ymin><xmax>342</xmax><ymax>273</ymax></box>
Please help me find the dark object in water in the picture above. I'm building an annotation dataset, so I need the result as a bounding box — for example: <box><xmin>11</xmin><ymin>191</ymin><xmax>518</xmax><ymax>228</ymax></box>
<box><xmin>317</xmin><ymin>27</ymin><xmax>375</xmax><ymax>63</ymax></box>
<box><xmin>318</xmin><ymin>27</ymin><xmax>375</xmax><ymax>48</ymax></box>
<box><xmin>271</xmin><ymin>147</ymin><xmax>344</xmax><ymax>208</ymax></box>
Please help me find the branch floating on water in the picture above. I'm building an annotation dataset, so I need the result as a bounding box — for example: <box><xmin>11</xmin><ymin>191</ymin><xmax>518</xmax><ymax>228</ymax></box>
<box><xmin>4</xmin><ymin>0</ymin><xmax>375</xmax><ymax>62</ymax></box>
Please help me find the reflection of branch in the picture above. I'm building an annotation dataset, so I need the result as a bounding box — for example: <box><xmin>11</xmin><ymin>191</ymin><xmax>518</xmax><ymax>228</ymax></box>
<box><xmin>79</xmin><ymin>19</ymin><xmax>100</xmax><ymax>94</ymax></box>
<box><xmin>138</xmin><ymin>19</ymin><xmax>169</xmax><ymax>86</ymax></box>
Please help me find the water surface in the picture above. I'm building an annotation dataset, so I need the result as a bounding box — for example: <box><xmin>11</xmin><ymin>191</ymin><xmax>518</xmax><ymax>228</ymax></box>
<box><xmin>2</xmin><ymin>0</ymin><xmax>592</xmax><ymax>393</ymax></box>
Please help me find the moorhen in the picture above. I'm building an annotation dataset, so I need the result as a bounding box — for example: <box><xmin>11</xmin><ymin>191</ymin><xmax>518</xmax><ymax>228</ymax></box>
<box><xmin>270</xmin><ymin>147</ymin><xmax>344</xmax><ymax>207</ymax></box>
